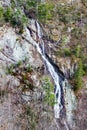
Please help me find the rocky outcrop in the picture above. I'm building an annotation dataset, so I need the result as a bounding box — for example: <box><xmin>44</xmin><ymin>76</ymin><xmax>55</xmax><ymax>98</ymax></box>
<box><xmin>0</xmin><ymin>24</ymin><xmax>45</xmax><ymax>130</ymax></box>
<box><xmin>0</xmin><ymin>20</ymin><xmax>77</xmax><ymax>130</ymax></box>
<box><xmin>0</xmin><ymin>0</ymin><xmax>87</xmax><ymax>129</ymax></box>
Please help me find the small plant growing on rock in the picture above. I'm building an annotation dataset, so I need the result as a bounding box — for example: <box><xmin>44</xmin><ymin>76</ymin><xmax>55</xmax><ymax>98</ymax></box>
<box><xmin>43</xmin><ymin>77</ymin><xmax>55</xmax><ymax>107</ymax></box>
<box><xmin>0</xmin><ymin>6</ymin><xmax>5</xmax><ymax>26</ymax></box>
<box><xmin>75</xmin><ymin>45</ymin><xmax>81</xmax><ymax>58</ymax></box>
<box><xmin>74</xmin><ymin>59</ymin><xmax>84</xmax><ymax>92</ymax></box>
<box><xmin>0</xmin><ymin>6</ymin><xmax>4</xmax><ymax>18</ymax></box>
<box><xmin>3</xmin><ymin>7</ymin><xmax>13</xmax><ymax>22</ymax></box>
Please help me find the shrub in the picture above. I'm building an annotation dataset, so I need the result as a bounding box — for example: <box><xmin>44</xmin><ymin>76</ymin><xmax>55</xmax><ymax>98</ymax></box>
<box><xmin>74</xmin><ymin>59</ymin><xmax>84</xmax><ymax>91</ymax></box>
<box><xmin>57</xmin><ymin>48</ymin><xmax>71</xmax><ymax>57</ymax></box>
<box><xmin>3</xmin><ymin>7</ymin><xmax>13</xmax><ymax>22</ymax></box>
<box><xmin>12</xmin><ymin>8</ymin><xmax>28</xmax><ymax>26</ymax></box>
<box><xmin>56</xmin><ymin>4</ymin><xmax>71</xmax><ymax>24</ymax></box>
<box><xmin>0</xmin><ymin>6</ymin><xmax>5</xmax><ymax>26</ymax></box>
<box><xmin>26</xmin><ymin>65</ymin><xmax>33</xmax><ymax>73</ymax></box>
<box><xmin>0</xmin><ymin>6</ymin><xmax>4</xmax><ymax>17</ymax></box>
<box><xmin>22</xmin><ymin>107</ymin><xmax>36</xmax><ymax>130</ymax></box>
<box><xmin>3</xmin><ymin>7</ymin><xmax>28</xmax><ymax>28</ymax></box>
<box><xmin>71</xmin><ymin>27</ymin><xmax>82</xmax><ymax>38</ymax></box>
<box><xmin>43</xmin><ymin>77</ymin><xmax>55</xmax><ymax>107</ymax></box>
<box><xmin>63</xmin><ymin>48</ymin><xmax>71</xmax><ymax>57</ymax></box>
<box><xmin>83</xmin><ymin>63</ymin><xmax>87</xmax><ymax>75</ymax></box>
<box><xmin>75</xmin><ymin>45</ymin><xmax>81</xmax><ymax>58</ymax></box>
<box><xmin>38</xmin><ymin>2</ymin><xmax>54</xmax><ymax>23</ymax></box>
<box><xmin>62</xmin><ymin>35</ymin><xmax>69</xmax><ymax>45</ymax></box>
<box><xmin>26</xmin><ymin>0</ymin><xmax>37</xmax><ymax>9</ymax></box>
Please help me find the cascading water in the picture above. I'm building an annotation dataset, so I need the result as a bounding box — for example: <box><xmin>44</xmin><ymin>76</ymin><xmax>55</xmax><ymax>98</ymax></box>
<box><xmin>28</xmin><ymin>20</ymin><xmax>64</xmax><ymax>119</ymax></box>
<box><xmin>34</xmin><ymin>21</ymin><xmax>73</xmax><ymax>130</ymax></box>
<box><xmin>24</xmin><ymin>20</ymin><xmax>76</xmax><ymax>130</ymax></box>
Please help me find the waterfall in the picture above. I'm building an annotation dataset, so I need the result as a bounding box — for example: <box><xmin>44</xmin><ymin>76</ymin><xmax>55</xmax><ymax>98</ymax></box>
<box><xmin>25</xmin><ymin>20</ymin><xmax>76</xmax><ymax>127</ymax></box>
<box><xmin>27</xmin><ymin>20</ymin><xmax>64</xmax><ymax>119</ymax></box>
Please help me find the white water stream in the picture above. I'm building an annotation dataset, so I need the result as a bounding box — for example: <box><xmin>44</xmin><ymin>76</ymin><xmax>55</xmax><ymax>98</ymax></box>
<box><xmin>27</xmin><ymin>21</ymin><xmax>63</xmax><ymax>118</ymax></box>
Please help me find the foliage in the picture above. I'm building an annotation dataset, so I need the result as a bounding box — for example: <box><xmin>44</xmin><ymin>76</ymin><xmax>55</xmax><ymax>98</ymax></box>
<box><xmin>57</xmin><ymin>47</ymin><xmax>71</xmax><ymax>57</ymax></box>
<box><xmin>11</xmin><ymin>0</ymin><xmax>54</xmax><ymax>23</ymax></box>
<box><xmin>7</xmin><ymin>63</ymin><xmax>15</xmax><ymax>75</ymax></box>
<box><xmin>82</xmin><ymin>56</ymin><xmax>87</xmax><ymax>75</ymax></box>
<box><xmin>7</xmin><ymin>61</ymin><xmax>33</xmax><ymax>75</ymax></box>
<box><xmin>0</xmin><ymin>6</ymin><xmax>4</xmax><ymax>17</ymax></box>
<box><xmin>71</xmin><ymin>27</ymin><xmax>82</xmax><ymax>38</ymax></box>
<box><xmin>26</xmin><ymin>64</ymin><xmax>33</xmax><ymax>72</ymax></box>
<box><xmin>75</xmin><ymin>45</ymin><xmax>81</xmax><ymax>58</ymax></box>
<box><xmin>21</xmin><ymin>107</ymin><xmax>37</xmax><ymax>130</ymax></box>
<box><xmin>83</xmin><ymin>63</ymin><xmax>87</xmax><ymax>74</ymax></box>
<box><xmin>38</xmin><ymin>2</ymin><xmax>54</xmax><ymax>23</ymax></box>
<box><xmin>42</xmin><ymin>77</ymin><xmax>55</xmax><ymax>107</ymax></box>
<box><xmin>3</xmin><ymin>7</ymin><xmax>13</xmax><ymax>22</ymax></box>
<box><xmin>26</xmin><ymin>0</ymin><xmax>37</xmax><ymax>9</ymax></box>
<box><xmin>1</xmin><ymin>0</ymin><xmax>87</xmax><ymax>28</ymax></box>
<box><xmin>0</xmin><ymin>6</ymin><xmax>5</xmax><ymax>26</ymax></box>
<box><xmin>62</xmin><ymin>35</ymin><xmax>69</xmax><ymax>45</ymax></box>
<box><xmin>11</xmin><ymin>8</ymin><xmax>28</xmax><ymax>26</ymax></box>
<box><xmin>55</xmin><ymin>4</ymin><xmax>82</xmax><ymax>24</ymax></box>
<box><xmin>74</xmin><ymin>59</ymin><xmax>84</xmax><ymax>91</ymax></box>
<box><xmin>63</xmin><ymin>48</ymin><xmax>71</xmax><ymax>57</ymax></box>
<box><xmin>2</xmin><ymin>5</ymin><xmax>28</xmax><ymax>29</ymax></box>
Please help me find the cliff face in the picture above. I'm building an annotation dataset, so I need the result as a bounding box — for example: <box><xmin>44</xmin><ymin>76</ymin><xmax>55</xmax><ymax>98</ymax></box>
<box><xmin>0</xmin><ymin>0</ymin><xmax>87</xmax><ymax>130</ymax></box>
<box><xmin>0</xmin><ymin>24</ymin><xmax>44</xmax><ymax>130</ymax></box>
<box><xmin>0</xmin><ymin>20</ymin><xmax>76</xmax><ymax>130</ymax></box>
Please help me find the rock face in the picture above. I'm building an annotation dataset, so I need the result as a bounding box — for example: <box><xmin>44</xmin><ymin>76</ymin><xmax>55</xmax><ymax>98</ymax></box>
<box><xmin>0</xmin><ymin>0</ymin><xmax>87</xmax><ymax>129</ymax></box>
<box><xmin>0</xmin><ymin>24</ymin><xmax>44</xmax><ymax>130</ymax></box>
<box><xmin>0</xmin><ymin>20</ymin><xmax>77</xmax><ymax>130</ymax></box>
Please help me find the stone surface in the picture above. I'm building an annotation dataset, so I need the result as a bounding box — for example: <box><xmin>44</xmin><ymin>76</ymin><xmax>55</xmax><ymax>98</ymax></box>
<box><xmin>0</xmin><ymin>0</ymin><xmax>87</xmax><ymax>128</ymax></box>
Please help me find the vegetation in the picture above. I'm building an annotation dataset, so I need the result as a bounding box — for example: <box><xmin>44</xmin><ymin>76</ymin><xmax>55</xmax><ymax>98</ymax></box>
<box><xmin>4</xmin><ymin>7</ymin><xmax>28</xmax><ymax>28</ymax></box>
<box><xmin>83</xmin><ymin>63</ymin><xmax>87</xmax><ymax>74</ymax></box>
<box><xmin>0</xmin><ymin>6</ymin><xmax>4</xmax><ymax>17</ymax></box>
<box><xmin>42</xmin><ymin>77</ymin><xmax>55</xmax><ymax>107</ymax></box>
<box><xmin>0</xmin><ymin>0</ymin><xmax>87</xmax><ymax>129</ymax></box>
<box><xmin>57</xmin><ymin>47</ymin><xmax>71</xmax><ymax>57</ymax></box>
<box><xmin>74</xmin><ymin>59</ymin><xmax>84</xmax><ymax>91</ymax></box>
<box><xmin>1</xmin><ymin>0</ymin><xmax>86</xmax><ymax>29</ymax></box>
<box><xmin>71</xmin><ymin>27</ymin><xmax>82</xmax><ymax>39</ymax></box>
<box><xmin>0</xmin><ymin>6</ymin><xmax>5</xmax><ymax>26</ymax></box>
<box><xmin>6</xmin><ymin>61</ymin><xmax>34</xmax><ymax>91</ymax></box>
<box><xmin>20</xmin><ymin>107</ymin><xmax>37</xmax><ymax>130</ymax></box>
<box><xmin>38</xmin><ymin>2</ymin><xmax>54</xmax><ymax>23</ymax></box>
<box><xmin>75</xmin><ymin>45</ymin><xmax>81</xmax><ymax>58</ymax></box>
